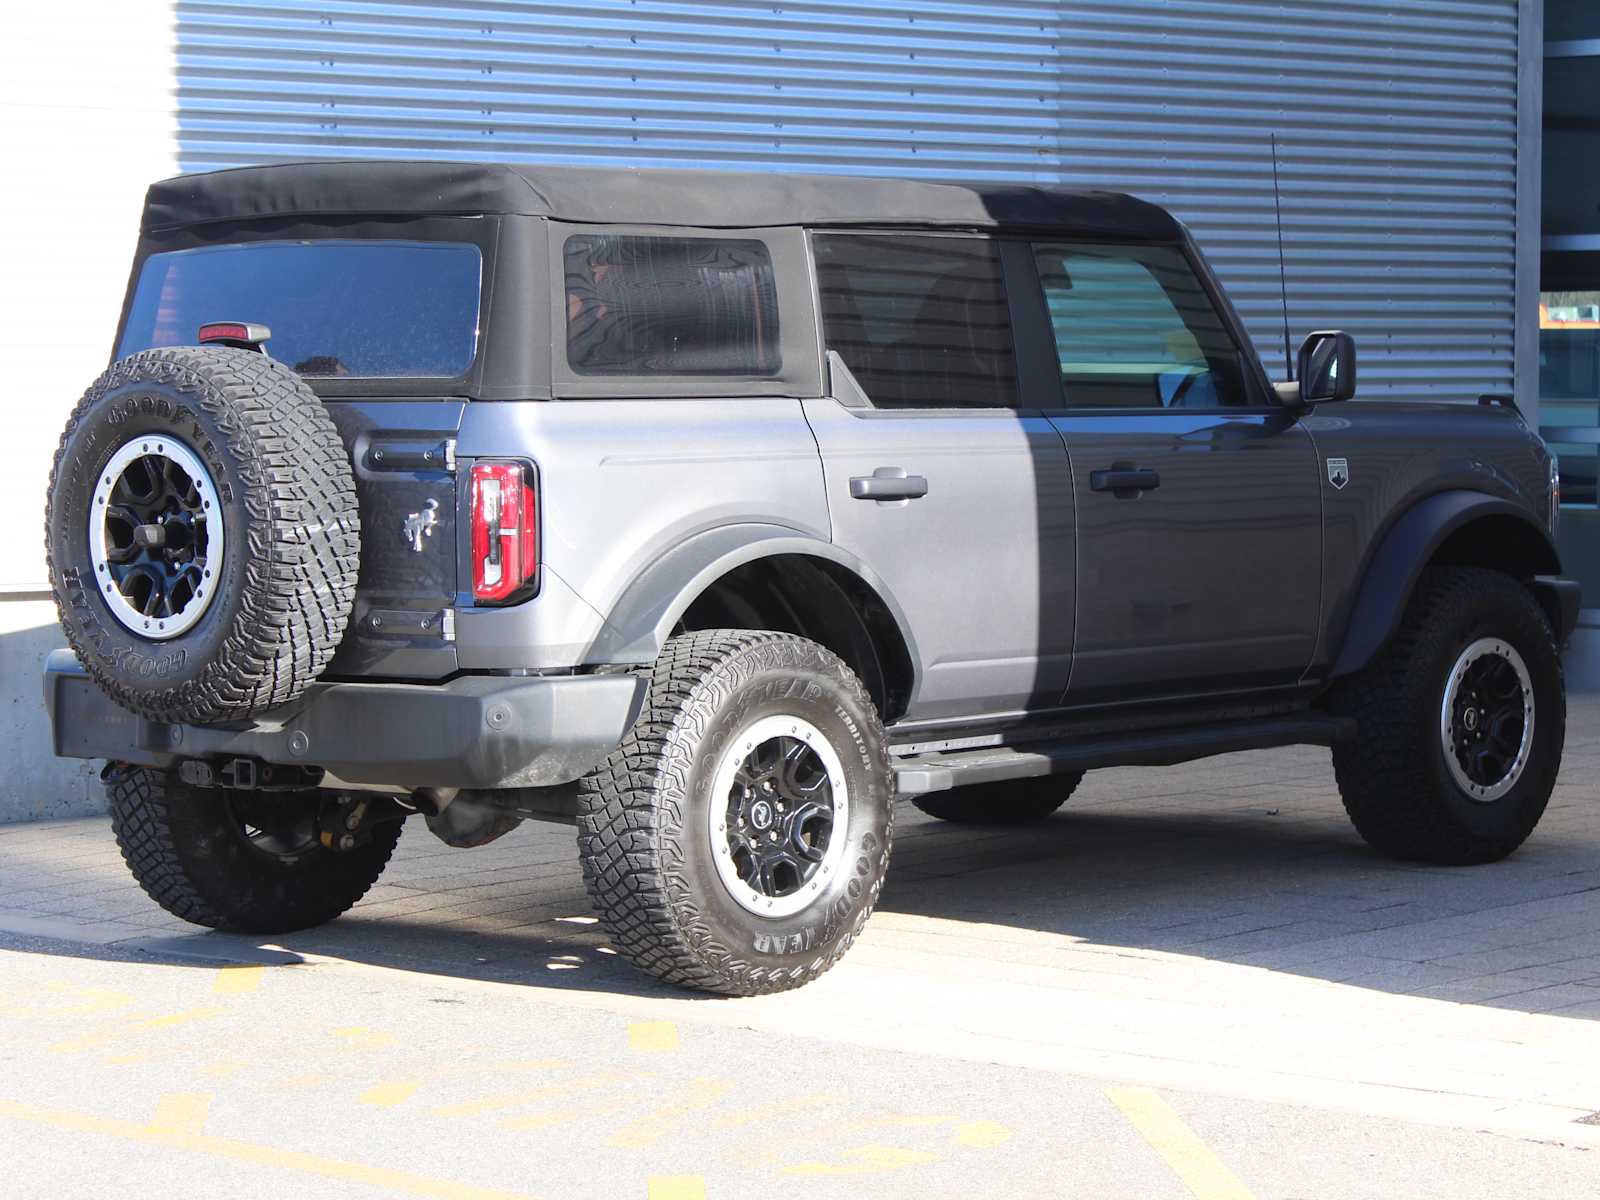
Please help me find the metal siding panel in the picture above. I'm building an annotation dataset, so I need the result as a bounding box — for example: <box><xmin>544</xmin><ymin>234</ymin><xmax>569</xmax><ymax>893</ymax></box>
<box><xmin>175</xmin><ymin>0</ymin><xmax>1521</xmax><ymax>404</ymax></box>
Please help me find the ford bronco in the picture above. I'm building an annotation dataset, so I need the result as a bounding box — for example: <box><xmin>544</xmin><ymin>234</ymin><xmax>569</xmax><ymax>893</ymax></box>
<box><xmin>41</xmin><ymin>161</ymin><xmax>1579</xmax><ymax>995</ymax></box>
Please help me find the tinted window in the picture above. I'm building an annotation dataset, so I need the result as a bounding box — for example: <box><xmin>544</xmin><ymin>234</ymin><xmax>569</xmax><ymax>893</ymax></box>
<box><xmin>564</xmin><ymin>235</ymin><xmax>780</xmax><ymax>376</ymax></box>
<box><xmin>119</xmin><ymin>240</ymin><xmax>482</xmax><ymax>378</ymax></box>
<box><xmin>1033</xmin><ymin>243</ymin><xmax>1247</xmax><ymax>409</ymax></box>
<box><xmin>814</xmin><ymin>234</ymin><xmax>1017</xmax><ymax>409</ymax></box>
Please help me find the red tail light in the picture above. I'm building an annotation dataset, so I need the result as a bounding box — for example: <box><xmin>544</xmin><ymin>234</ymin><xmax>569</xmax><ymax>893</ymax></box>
<box><xmin>470</xmin><ymin>463</ymin><xmax>538</xmax><ymax>603</ymax></box>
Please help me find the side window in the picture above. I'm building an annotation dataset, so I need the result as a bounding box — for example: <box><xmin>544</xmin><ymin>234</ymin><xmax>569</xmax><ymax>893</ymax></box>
<box><xmin>563</xmin><ymin>234</ymin><xmax>780</xmax><ymax>376</ymax></box>
<box><xmin>1033</xmin><ymin>242</ymin><xmax>1248</xmax><ymax>409</ymax></box>
<box><xmin>813</xmin><ymin>234</ymin><xmax>1018</xmax><ymax>409</ymax></box>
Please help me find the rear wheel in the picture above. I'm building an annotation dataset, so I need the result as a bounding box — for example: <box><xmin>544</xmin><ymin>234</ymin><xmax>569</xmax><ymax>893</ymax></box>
<box><xmin>912</xmin><ymin>772</ymin><xmax>1084</xmax><ymax>825</ymax></box>
<box><xmin>107</xmin><ymin>767</ymin><xmax>401</xmax><ymax>933</ymax></box>
<box><xmin>1328</xmin><ymin>567</ymin><xmax>1564</xmax><ymax>865</ymax></box>
<box><xmin>577</xmin><ymin>630</ymin><xmax>893</xmax><ymax>996</ymax></box>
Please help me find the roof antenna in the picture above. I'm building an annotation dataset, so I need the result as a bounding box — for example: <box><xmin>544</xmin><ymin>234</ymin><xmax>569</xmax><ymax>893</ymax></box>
<box><xmin>1271</xmin><ymin>132</ymin><xmax>1294</xmax><ymax>381</ymax></box>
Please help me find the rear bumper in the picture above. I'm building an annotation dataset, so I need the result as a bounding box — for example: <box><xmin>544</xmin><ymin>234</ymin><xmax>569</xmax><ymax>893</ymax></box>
<box><xmin>42</xmin><ymin>649</ymin><xmax>647</xmax><ymax>790</ymax></box>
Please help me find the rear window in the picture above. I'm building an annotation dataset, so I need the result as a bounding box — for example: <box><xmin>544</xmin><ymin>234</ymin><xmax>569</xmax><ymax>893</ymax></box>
<box><xmin>119</xmin><ymin>240</ymin><xmax>482</xmax><ymax>378</ymax></box>
<box><xmin>563</xmin><ymin>234</ymin><xmax>781</xmax><ymax>376</ymax></box>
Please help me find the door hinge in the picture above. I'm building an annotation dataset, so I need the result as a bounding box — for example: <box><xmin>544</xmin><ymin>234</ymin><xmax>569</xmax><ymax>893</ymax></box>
<box><xmin>440</xmin><ymin>608</ymin><xmax>456</xmax><ymax>642</ymax></box>
<box><xmin>444</xmin><ymin>438</ymin><xmax>457</xmax><ymax>472</ymax></box>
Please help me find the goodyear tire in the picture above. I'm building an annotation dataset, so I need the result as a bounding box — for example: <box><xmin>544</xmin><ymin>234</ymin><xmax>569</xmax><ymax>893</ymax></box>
<box><xmin>577</xmin><ymin>630</ymin><xmax>894</xmax><ymax>996</ymax></box>
<box><xmin>108</xmin><ymin>767</ymin><xmax>400</xmax><ymax>933</ymax></box>
<box><xmin>45</xmin><ymin>347</ymin><xmax>359</xmax><ymax>725</ymax></box>
<box><xmin>1328</xmin><ymin>567</ymin><xmax>1565</xmax><ymax>865</ymax></box>
<box><xmin>912</xmin><ymin>772</ymin><xmax>1084</xmax><ymax>825</ymax></box>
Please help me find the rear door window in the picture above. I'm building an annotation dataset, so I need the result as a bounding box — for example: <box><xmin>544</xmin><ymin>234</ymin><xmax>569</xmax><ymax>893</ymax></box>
<box><xmin>118</xmin><ymin>240</ymin><xmax>483</xmax><ymax>379</ymax></box>
<box><xmin>1032</xmin><ymin>242</ymin><xmax>1247</xmax><ymax>409</ymax></box>
<box><xmin>813</xmin><ymin>234</ymin><xmax>1018</xmax><ymax>409</ymax></box>
<box><xmin>563</xmin><ymin>234</ymin><xmax>781</xmax><ymax>376</ymax></box>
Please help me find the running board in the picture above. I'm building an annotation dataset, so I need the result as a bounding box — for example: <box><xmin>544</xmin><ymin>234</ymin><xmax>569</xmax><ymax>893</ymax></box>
<box><xmin>893</xmin><ymin>713</ymin><xmax>1354</xmax><ymax>797</ymax></box>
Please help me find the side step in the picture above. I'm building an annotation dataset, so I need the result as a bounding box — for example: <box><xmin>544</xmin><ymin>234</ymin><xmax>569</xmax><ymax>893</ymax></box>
<box><xmin>893</xmin><ymin>713</ymin><xmax>1354</xmax><ymax>797</ymax></box>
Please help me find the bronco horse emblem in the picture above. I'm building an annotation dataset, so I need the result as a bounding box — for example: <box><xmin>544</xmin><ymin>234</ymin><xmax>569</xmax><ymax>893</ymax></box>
<box><xmin>403</xmin><ymin>498</ymin><xmax>440</xmax><ymax>552</ymax></box>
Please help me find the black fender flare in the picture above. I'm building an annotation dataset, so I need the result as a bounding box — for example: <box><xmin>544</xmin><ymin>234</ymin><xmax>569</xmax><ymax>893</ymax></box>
<box><xmin>1329</xmin><ymin>490</ymin><xmax>1564</xmax><ymax>679</ymax></box>
<box><xmin>581</xmin><ymin>523</ymin><xmax>923</xmax><ymax>688</ymax></box>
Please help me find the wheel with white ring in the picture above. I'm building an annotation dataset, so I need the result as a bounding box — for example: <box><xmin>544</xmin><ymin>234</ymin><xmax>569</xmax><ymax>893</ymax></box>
<box><xmin>45</xmin><ymin>346</ymin><xmax>360</xmax><ymax>724</ymax></box>
<box><xmin>577</xmin><ymin>630</ymin><xmax>894</xmax><ymax>996</ymax></box>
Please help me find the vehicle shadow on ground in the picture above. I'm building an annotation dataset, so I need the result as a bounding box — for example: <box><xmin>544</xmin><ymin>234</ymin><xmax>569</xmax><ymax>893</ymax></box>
<box><xmin>10</xmin><ymin>736</ymin><xmax>1598</xmax><ymax>1014</ymax></box>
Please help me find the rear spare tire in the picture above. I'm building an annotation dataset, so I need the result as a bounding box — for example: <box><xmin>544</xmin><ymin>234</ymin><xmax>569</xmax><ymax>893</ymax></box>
<box><xmin>45</xmin><ymin>346</ymin><xmax>359</xmax><ymax>724</ymax></box>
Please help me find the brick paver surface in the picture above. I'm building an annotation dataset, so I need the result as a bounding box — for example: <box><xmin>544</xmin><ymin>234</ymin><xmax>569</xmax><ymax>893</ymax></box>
<box><xmin>1</xmin><ymin>696</ymin><xmax>1597</xmax><ymax>1020</ymax></box>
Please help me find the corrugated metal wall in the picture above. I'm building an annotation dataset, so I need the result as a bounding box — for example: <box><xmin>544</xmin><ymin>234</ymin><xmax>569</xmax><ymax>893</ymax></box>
<box><xmin>175</xmin><ymin>0</ymin><xmax>1524</xmax><ymax>404</ymax></box>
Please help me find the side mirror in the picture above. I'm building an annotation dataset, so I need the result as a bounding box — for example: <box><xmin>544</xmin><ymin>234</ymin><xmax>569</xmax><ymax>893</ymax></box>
<box><xmin>1295</xmin><ymin>330</ymin><xmax>1357</xmax><ymax>404</ymax></box>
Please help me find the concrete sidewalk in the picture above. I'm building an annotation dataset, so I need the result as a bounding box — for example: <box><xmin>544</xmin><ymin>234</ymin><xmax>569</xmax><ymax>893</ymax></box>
<box><xmin>1</xmin><ymin>696</ymin><xmax>1598</xmax><ymax>1149</ymax></box>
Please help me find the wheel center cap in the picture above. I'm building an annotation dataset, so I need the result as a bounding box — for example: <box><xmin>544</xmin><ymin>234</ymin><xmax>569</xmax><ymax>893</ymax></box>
<box><xmin>1462</xmin><ymin>707</ymin><xmax>1479</xmax><ymax>732</ymax></box>
<box><xmin>749</xmin><ymin>799</ymin><xmax>774</xmax><ymax>831</ymax></box>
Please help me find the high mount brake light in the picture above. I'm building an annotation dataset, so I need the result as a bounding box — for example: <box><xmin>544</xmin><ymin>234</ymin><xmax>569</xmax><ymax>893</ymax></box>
<box><xmin>197</xmin><ymin>321</ymin><xmax>272</xmax><ymax>351</ymax></box>
<box><xmin>470</xmin><ymin>462</ymin><xmax>538</xmax><ymax>604</ymax></box>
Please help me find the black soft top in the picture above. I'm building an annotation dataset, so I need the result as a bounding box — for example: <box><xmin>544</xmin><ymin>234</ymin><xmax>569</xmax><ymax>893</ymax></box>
<box><xmin>142</xmin><ymin>159</ymin><xmax>1182</xmax><ymax>240</ymax></box>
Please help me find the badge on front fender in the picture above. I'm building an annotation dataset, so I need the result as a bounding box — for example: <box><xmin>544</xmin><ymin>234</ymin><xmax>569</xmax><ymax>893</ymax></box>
<box><xmin>1327</xmin><ymin>457</ymin><xmax>1350</xmax><ymax>490</ymax></box>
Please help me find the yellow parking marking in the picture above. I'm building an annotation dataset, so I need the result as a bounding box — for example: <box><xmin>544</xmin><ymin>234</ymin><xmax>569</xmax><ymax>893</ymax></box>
<box><xmin>952</xmin><ymin>1119</ymin><xmax>1013</xmax><ymax>1148</ymax></box>
<box><xmin>781</xmin><ymin>1144</ymin><xmax>941</xmax><ymax>1176</ymax></box>
<box><xmin>365</xmin><ymin>1059</ymin><xmax>574</xmax><ymax>1110</ymax></box>
<box><xmin>1107</xmin><ymin>1087</ymin><xmax>1255</xmax><ymax>1200</ymax></box>
<box><xmin>150</xmin><ymin>1094</ymin><xmax>212</xmax><ymax>1136</ymax></box>
<box><xmin>0</xmin><ymin>983</ymin><xmax>134</xmax><ymax>1019</ymax></box>
<box><xmin>500</xmin><ymin>1093</ymin><xmax>638</xmax><ymax>1132</ymax></box>
<box><xmin>213</xmin><ymin>966</ymin><xmax>264</xmax><ymax>995</ymax></box>
<box><xmin>49</xmin><ymin>1008</ymin><xmax>223</xmax><ymax>1055</ymax></box>
<box><xmin>432</xmin><ymin>1069</ymin><xmax>627</xmax><ymax>1119</ymax></box>
<box><xmin>0</xmin><ymin>1097</ymin><xmax>537</xmax><ymax>1200</ymax></box>
<box><xmin>606</xmin><ymin>1078</ymin><xmax>734</xmax><ymax>1149</ymax></box>
<box><xmin>647</xmin><ymin>1177</ymin><xmax>706</xmax><ymax>1200</ymax></box>
<box><xmin>362</xmin><ymin>1080</ymin><xmax>426</xmax><ymax>1108</ymax></box>
<box><xmin>627</xmin><ymin>1021</ymin><xmax>678</xmax><ymax>1052</ymax></box>
<box><xmin>710</xmin><ymin>1092</ymin><xmax>841</xmax><ymax>1130</ymax></box>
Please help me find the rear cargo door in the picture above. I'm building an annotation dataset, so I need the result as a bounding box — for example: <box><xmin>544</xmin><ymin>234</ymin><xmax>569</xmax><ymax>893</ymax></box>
<box><xmin>321</xmin><ymin>401</ymin><xmax>464</xmax><ymax>679</ymax></box>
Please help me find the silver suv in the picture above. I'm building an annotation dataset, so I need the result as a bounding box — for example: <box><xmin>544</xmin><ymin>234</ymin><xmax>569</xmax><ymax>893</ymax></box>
<box><xmin>42</xmin><ymin>162</ymin><xmax>1578</xmax><ymax>994</ymax></box>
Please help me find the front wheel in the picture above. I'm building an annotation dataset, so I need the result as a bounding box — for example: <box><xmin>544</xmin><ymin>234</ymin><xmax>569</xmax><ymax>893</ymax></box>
<box><xmin>1328</xmin><ymin>567</ymin><xmax>1565</xmax><ymax>865</ymax></box>
<box><xmin>576</xmin><ymin>630</ymin><xmax>893</xmax><ymax>996</ymax></box>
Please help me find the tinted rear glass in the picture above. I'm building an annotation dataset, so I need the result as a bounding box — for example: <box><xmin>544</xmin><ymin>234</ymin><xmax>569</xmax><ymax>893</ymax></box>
<box><xmin>119</xmin><ymin>240</ymin><xmax>482</xmax><ymax>378</ymax></box>
<box><xmin>563</xmin><ymin>234</ymin><xmax>780</xmax><ymax>376</ymax></box>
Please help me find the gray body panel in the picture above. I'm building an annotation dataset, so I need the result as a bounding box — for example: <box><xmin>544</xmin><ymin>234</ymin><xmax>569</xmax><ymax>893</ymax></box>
<box><xmin>453</xmin><ymin>398</ymin><xmax>832</xmax><ymax>671</ymax></box>
<box><xmin>803</xmin><ymin>397</ymin><xmax>1075</xmax><ymax>721</ymax></box>
<box><xmin>1052</xmin><ymin>410</ymin><xmax>1322</xmax><ymax>702</ymax></box>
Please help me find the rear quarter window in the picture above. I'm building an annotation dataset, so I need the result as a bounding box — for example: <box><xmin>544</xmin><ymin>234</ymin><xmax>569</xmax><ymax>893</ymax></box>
<box><xmin>563</xmin><ymin>234</ymin><xmax>781</xmax><ymax>376</ymax></box>
<box><xmin>119</xmin><ymin>240</ymin><xmax>482</xmax><ymax>379</ymax></box>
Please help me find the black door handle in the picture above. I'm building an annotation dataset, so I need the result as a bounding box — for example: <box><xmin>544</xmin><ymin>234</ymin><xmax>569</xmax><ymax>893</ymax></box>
<box><xmin>850</xmin><ymin>472</ymin><xmax>929</xmax><ymax>501</ymax></box>
<box><xmin>1089</xmin><ymin>468</ymin><xmax>1161</xmax><ymax>495</ymax></box>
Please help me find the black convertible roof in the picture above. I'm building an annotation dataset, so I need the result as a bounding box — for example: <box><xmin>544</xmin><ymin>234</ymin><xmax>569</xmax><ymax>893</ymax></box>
<box><xmin>142</xmin><ymin>159</ymin><xmax>1182</xmax><ymax>241</ymax></box>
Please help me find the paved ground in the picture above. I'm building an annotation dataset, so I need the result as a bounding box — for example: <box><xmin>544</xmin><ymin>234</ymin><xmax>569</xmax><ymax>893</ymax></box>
<box><xmin>1</xmin><ymin>697</ymin><xmax>1598</xmax><ymax>1197</ymax></box>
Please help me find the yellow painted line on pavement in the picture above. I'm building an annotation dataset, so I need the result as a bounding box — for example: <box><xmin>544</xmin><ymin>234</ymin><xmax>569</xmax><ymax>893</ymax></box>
<box><xmin>647</xmin><ymin>1177</ymin><xmax>706</xmax><ymax>1200</ymax></box>
<box><xmin>0</xmin><ymin>1097</ymin><xmax>538</xmax><ymax>1200</ymax></box>
<box><xmin>363</xmin><ymin>1059</ymin><xmax>573</xmax><ymax>1110</ymax></box>
<box><xmin>952</xmin><ymin>1119</ymin><xmax>1013</xmax><ymax>1148</ymax></box>
<box><xmin>212</xmin><ymin>966</ymin><xmax>264</xmax><ymax>995</ymax></box>
<box><xmin>781</xmin><ymin>1143</ymin><xmax>941</xmax><ymax>1176</ymax></box>
<box><xmin>150</xmin><ymin>1093</ymin><xmax>212</xmax><ymax>1136</ymax></box>
<box><xmin>710</xmin><ymin>1091</ymin><xmax>841</xmax><ymax>1130</ymax></box>
<box><xmin>606</xmin><ymin>1078</ymin><xmax>734</xmax><ymax>1149</ymax></box>
<box><xmin>500</xmin><ymin>1093</ymin><xmax>638</xmax><ymax>1132</ymax></box>
<box><xmin>49</xmin><ymin>1008</ymin><xmax>223</xmax><ymax>1055</ymax></box>
<box><xmin>627</xmin><ymin>1021</ymin><xmax>679</xmax><ymax>1052</ymax></box>
<box><xmin>433</xmin><ymin>1070</ymin><xmax>631</xmax><ymax>1119</ymax></box>
<box><xmin>1107</xmin><ymin>1087</ymin><xmax>1255</xmax><ymax>1200</ymax></box>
